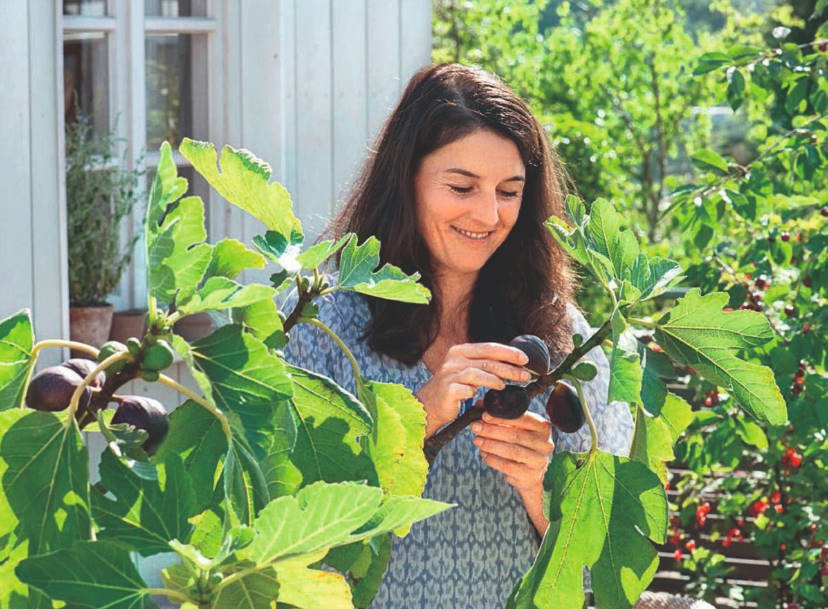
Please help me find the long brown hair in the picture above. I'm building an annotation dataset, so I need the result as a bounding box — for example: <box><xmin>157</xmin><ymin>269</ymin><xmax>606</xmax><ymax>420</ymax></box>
<box><xmin>324</xmin><ymin>63</ymin><xmax>576</xmax><ymax>365</ymax></box>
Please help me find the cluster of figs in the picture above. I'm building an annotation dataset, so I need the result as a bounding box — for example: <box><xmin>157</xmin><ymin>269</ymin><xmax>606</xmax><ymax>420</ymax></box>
<box><xmin>24</xmin><ymin>338</ymin><xmax>172</xmax><ymax>455</ymax></box>
<box><xmin>483</xmin><ymin>334</ymin><xmax>586</xmax><ymax>433</ymax></box>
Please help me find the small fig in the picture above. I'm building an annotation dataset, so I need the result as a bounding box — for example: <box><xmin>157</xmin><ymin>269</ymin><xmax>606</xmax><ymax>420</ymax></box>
<box><xmin>483</xmin><ymin>385</ymin><xmax>530</xmax><ymax>419</ymax></box>
<box><xmin>545</xmin><ymin>381</ymin><xmax>585</xmax><ymax>433</ymax></box>
<box><xmin>126</xmin><ymin>337</ymin><xmax>142</xmax><ymax>357</ymax></box>
<box><xmin>141</xmin><ymin>340</ymin><xmax>175</xmax><ymax>372</ymax></box>
<box><xmin>111</xmin><ymin>396</ymin><xmax>170</xmax><ymax>455</ymax></box>
<box><xmin>98</xmin><ymin>340</ymin><xmax>128</xmax><ymax>374</ymax></box>
<box><xmin>509</xmin><ymin>334</ymin><xmax>550</xmax><ymax>376</ymax></box>
<box><xmin>61</xmin><ymin>358</ymin><xmax>105</xmax><ymax>389</ymax></box>
<box><xmin>25</xmin><ymin>366</ymin><xmax>90</xmax><ymax>412</ymax></box>
<box><xmin>141</xmin><ymin>369</ymin><xmax>160</xmax><ymax>383</ymax></box>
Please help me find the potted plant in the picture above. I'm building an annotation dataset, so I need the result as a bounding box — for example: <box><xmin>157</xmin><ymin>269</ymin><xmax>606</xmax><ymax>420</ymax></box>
<box><xmin>64</xmin><ymin>115</ymin><xmax>144</xmax><ymax>352</ymax></box>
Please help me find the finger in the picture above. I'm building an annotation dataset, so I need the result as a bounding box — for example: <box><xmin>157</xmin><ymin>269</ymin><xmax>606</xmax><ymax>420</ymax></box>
<box><xmin>482</xmin><ymin>410</ymin><xmax>551</xmax><ymax>432</ymax></box>
<box><xmin>451</xmin><ymin>342</ymin><xmax>530</xmax><ymax>367</ymax></box>
<box><xmin>446</xmin><ymin>382</ymin><xmax>478</xmax><ymax>402</ymax></box>
<box><xmin>466</xmin><ymin>358</ymin><xmax>533</xmax><ymax>384</ymax></box>
<box><xmin>479</xmin><ymin>451</ymin><xmax>529</xmax><ymax>479</ymax></box>
<box><xmin>454</xmin><ymin>367</ymin><xmax>507</xmax><ymax>391</ymax></box>
<box><xmin>474</xmin><ymin>437</ymin><xmax>549</xmax><ymax>468</ymax></box>
<box><xmin>471</xmin><ymin>421</ymin><xmax>555</xmax><ymax>456</ymax></box>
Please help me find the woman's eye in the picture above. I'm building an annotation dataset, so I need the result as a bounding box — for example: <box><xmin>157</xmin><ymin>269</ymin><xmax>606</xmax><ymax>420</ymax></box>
<box><xmin>449</xmin><ymin>185</ymin><xmax>472</xmax><ymax>194</ymax></box>
<box><xmin>499</xmin><ymin>190</ymin><xmax>521</xmax><ymax>199</ymax></box>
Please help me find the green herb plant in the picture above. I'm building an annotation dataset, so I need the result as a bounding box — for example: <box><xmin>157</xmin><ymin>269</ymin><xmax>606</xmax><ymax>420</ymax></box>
<box><xmin>0</xmin><ymin>136</ymin><xmax>786</xmax><ymax>609</ymax></box>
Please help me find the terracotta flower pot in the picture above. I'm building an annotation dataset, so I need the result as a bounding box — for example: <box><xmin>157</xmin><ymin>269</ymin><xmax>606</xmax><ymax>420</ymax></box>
<box><xmin>173</xmin><ymin>312</ymin><xmax>213</xmax><ymax>342</ymax></box>
<box><xmin>69</xmin><ymin>303</ymin><xmax>114</xmax><ymax>358</ymax></box>
<box><xmin>109</xmin><ymin>308</ymin><xmax>148</xmax><ymax>344</ymax></box>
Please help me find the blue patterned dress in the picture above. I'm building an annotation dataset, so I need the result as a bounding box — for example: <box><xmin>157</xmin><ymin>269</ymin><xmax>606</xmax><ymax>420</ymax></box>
<box><xmin>281</xmin><ymin>281</ymin><xmax>634</xmax><ymax>609</ymax></box>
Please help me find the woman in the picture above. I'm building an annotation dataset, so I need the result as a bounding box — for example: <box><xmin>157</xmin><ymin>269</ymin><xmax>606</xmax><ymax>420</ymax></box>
<box><xmin>282</xmin><ymin>63</ymin><xmax>634</xmax><ymax>609</ymax></box>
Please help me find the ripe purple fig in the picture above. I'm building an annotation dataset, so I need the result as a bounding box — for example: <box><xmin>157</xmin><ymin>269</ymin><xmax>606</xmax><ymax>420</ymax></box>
<box><xmin>25</xmin><ymin>366</ymin><xmax>91</xmax><ymax>412</ymax></box>
<box><xmin>61</xmin><ymin>358</ymin><xmax>105</xmax><ymax>389</ymax></box>
<box><xmin>545</xmin><ymin>381</ymin><xmax>585</xmax><ymax>433</ymax></box>
<box><xmin>509</xmin><ymin>334</ymin><xmax>550</xmax><ymax>376</ymax></box>
<box><xmin>483</xmin><ymin>385</ymin><xmax>530</xmax><ymax>419</ymax></box>
<box><xmin>111</xmin><ymin>396</ymin><xmax>170</xmax><ymax>455</ymax></box>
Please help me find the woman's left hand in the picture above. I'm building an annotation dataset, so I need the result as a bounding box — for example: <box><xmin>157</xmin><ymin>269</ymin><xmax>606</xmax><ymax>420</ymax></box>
<box><xmin>470</xmin><ymin>409</ymin><xmax>554</xmax><ymax>494</ymax></box>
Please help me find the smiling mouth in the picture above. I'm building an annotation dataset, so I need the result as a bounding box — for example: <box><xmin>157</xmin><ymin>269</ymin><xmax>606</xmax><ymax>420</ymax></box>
<box><xmin>452</xmin><ymin>226</ymin><xmax>492</xmax><ymax>240</ymax></box>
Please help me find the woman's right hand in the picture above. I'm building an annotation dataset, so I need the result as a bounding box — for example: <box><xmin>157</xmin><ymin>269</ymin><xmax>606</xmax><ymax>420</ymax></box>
<box><xmin>416</xmin><ymin>342</ymin><xmax>533</xmax><ymax>439</ymax></box>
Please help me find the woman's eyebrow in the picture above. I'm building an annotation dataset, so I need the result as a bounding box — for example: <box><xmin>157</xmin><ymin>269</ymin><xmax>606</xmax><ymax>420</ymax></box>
<box><xmin>443</xmin><ymin>168</ymin><xmax>525</xmax><ymax>182</ymax></box>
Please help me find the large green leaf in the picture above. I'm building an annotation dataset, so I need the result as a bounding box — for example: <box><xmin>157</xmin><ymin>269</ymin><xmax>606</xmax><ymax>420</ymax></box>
<box><xmin>92</xmin><ymin>450</ymin><xmax>198</xmax><ymax>556</ymax></box>
<box><xmin>205</xmin><ymin>238</ymin><xmax>267</xmax><ymax>281</ymax></box>
<box><xmin>180</xmin><ymin>139</ymin><xmax>302</xmax><ymax>240</ymax></box>
<box><xmin>653</xmin><ymin>289</ymin><xmax>786</xmax><ymax>424</ymax></box>
<box><xmin>177</xmin><ymin>277</ymin><xmax>276</xmax><ymax>316</ymax></box>
<box><xmin>337</xmin><ymin>235</ymin><xmax>431</xmax><ymax>304</ymax></box>
<box><xmin>154</xmin><ymin>400</ymin><xmax>226</xmax><ymax>511</ymax></box>
<box><xmin>265</xmin><ymin>365</ymin><xmax>375</xmax><ymax>494</ymax></box>
<box><xmin>191</xmin><ymin>324</ymin><xmax>293</xmax><ymax>454</ymax></box>
<box><xmin>145</xmin><ymin>144</ymin><xmax>213</xmax><ymax>307</ymax></box>
<box><xmin>273</xmin><ymin>552</ymin><xmax>352</xmax><ymax>609</ymax></box>
<box><xmin>0</xmin><ymin>410</ymin><xmax>90</xmax><ymax>555</ymax></box>
<box><xmin>363</xmin><ymin>381</ymin><xmax>429</xmax><ymax>500</ymax></box>
<box><xmin>232</xmin><ymin>297</ymin><xmax>286</xmax><ymax>350</ymax></box>
<box><xmin>508</xmin><ymin>452</ymin><xmax>666</xmax><ymax>609</ymax></box>
<box><xmin>0</xmin><ymin>309</ymin><xmax>34</xmax><ymax>411</ymax></box>
<box><xmin>213</xmin><ymin>567</ymin><xmax>280</xmax><ymax>609</ymax></box>
<box><xmin>629</xmin><ymin>393</ymin><xmax>691</xmax><ymax>485</ymax></box>
<box><xmin>16</xmin><ymin>540</ymin><xmax>157</xmax><ymax>609</ymax></box>
<box><xmin>245</xmin><ymin>481</ymin><xmax>450</xmax><ymax>565</ymax></box>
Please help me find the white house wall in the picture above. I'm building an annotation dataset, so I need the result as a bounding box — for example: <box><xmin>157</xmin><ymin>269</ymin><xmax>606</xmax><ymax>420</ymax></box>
<box><xmin>0</xmin><ymin>2</ymin><xmax>67</xmax><ymax>368</ymax></box>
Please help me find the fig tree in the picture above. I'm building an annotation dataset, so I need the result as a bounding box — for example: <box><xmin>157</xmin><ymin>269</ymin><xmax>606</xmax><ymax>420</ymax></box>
<box><xmin>61</xmin><ymin>358</ymin><xmax>105</xmax><ymax>389</ymax></box>
<box><xmin>111</xmin><ymin>396</ymin><xmax>170</xmax><ymax>455</ymax></box>
<box><xmin>545</xmin><ymin>381</ymin><xmax>585</xmax><ymax>433</ymax></box>
<box><xmin>483</xmin><ymin>385</ymin><xmax>530</xmax><ymax>419</ymax></box>
<box><xmin>509</xmin><ymin>334</ymin><xmax>550</xmax><ymax>376</ymax></box>
<box><xmin>25</xmin><ymin>366</ymin><xmax>91</xmax><ymax>412</ymax></box>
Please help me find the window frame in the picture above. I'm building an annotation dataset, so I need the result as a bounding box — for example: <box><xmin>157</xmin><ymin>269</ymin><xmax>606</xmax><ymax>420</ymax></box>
<box><xmin>61</xmin><ymin>0</ymin><xmax>221</xmax><ymax>311</ymax></box>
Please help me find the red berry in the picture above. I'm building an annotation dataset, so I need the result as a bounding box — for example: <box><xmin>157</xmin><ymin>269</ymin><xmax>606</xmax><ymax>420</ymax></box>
<box><xmin>771</xmin><ymin>490</ymin><xmax>782</xmax><ymax>504</ymax></box>
<box><xmin>755</xmin><ymin>275</ymin><xmax>768</xmax><ymax>289</ymax></box>
<box><xmin>774</xmin><ymin>504</ymin><xmax>785</xmax><ymax>513</ymax></box>
<box><xmin>781</xmin><ymin>231</ymin><xmax>790</xmax><ymax>242</ymax></box>
<box><xmin>821</xmin><ymin>544</ymin><xmax>828</xmax><ymax>556</ymax></box>
<box><xmin>736</xmin><ymin>518</ymin><xmax>745</xmax><ymax>527</ymax></box>
<box><xmin>784</xmin><ymin>304</ymin><xmax>796</xmax><ymax>317</ymax></box>
<box><xmin>780</xmin><ymin>543</ymin><xmax>787</xmax><ymax>551</ymax></box>
<box><xmin>803</xmin><ymin>322</ymin><xmax>812</xmax><ymax>333</ymax></box>
<box><xmin>673</xmin><ymin>549</ymin><xmax>683</xmax><ymax>561</ymax></box>
<box><xmin>704</xmin><ymin>397</ymin><xmax>712</xmax><ymax>407</ymax></box>
<box><xmin>745</xmin><ymin>273</ymin><xmax>752</xmax><ymax>280</ymax></box>
<box><xmin>809</xmin><ymin>523</ymin><xmax>817</xmax><ymax>532</ymax></box>
<box><xmin>722</xmin><ymin>538</ymin><xmax>731</xmax><ymax>548</ymax></box>
<box><xmin>685</xmin><ymin>540</ymin><xmax>696</xmax><ymax>552</ymax></box>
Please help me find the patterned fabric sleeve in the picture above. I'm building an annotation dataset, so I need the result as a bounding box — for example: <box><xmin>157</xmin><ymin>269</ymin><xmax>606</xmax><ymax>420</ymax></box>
<box><xmin>551</xmin><ymin>303</ymin><xmax>634</xmax><ymax>458</ymax></box>
<box><xmin>278</xmin><ymin>286</ymin><xmax>355</xmax><ymax>394</ymax></box>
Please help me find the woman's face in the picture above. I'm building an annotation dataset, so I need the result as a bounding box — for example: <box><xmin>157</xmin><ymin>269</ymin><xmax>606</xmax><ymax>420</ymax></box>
<box><xmin>413</xmin><ymin>128</ymin><xmax>525</xmax><ymax>282</ymax></box>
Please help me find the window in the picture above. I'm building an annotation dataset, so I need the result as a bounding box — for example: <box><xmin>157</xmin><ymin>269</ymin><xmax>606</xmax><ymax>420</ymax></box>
<box><xmin>62</xmin><ymin>0</ymin><xmax>217</xmax><ymax>310</ymax></box>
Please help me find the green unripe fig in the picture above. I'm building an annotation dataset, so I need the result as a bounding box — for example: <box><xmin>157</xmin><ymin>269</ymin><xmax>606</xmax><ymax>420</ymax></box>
<box><xmin>97</xmin><ymin>340</ymin><xmax>128</xmax><ymax>374</ymax></box>
<box><xmin>111</xmin><ymin>396</ymin><xmax>169</xmax><ymax>455</ymax></box>
<box><xmin>141</xmin><ymin>340</ymin><xmax>175</xmax><ymax>372</ymax></box>
<box><xmin>141</xmin><ymin>369</ymin><xmax>160</xmax><ymax>382</ymax></box>
<box><xmin>61</xmin><ymin>358</ymin><xmax>105</xmax><ymax>389</ymax></box>
<box><xmin>25</xmin><ymin>366</ymin><xmax>90</xmax><ymax>412</ymax></box>
<box><xmin>483</xmin><ymin>385</ymin><xmax>530</xmax><ymax>419</ymax></box>
<box><xmin>126</xmin><ymin>337</ymin><xmax>142</xmax><ymax>357</ymax></box>
<box><xmin>545</xmin><ymin>381</ymin><xmax>585</xmax><ymax>433</ymax></box>
<box><xmin>509</xmin><ymin>334</ymin><xmax>550</xmax><ymax>376</ymax></box>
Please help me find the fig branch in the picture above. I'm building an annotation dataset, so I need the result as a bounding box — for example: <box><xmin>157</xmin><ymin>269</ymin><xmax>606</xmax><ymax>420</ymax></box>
<box><xmin>566</xmin><ymin>375</ymin><xmax>598</xmax><ymax>453</ymax></box>
<box><xmin>283</xmin><ymin>272</ymin><xmax>328</xmax><ymax>334</ymax></box>
<box><xmin>527</xmin><ymin>316</ymin><xmax>613</xmax><ymax>399</ymax></box>
<box><xmin>67</xmin><ymin>351</ymin><xmax>132</xmax><ymax>423</ymax></box>
<box><xmin>30</xmin><ymin>339</ymin><xmax>99</xmax><ymax>360</ymax></box>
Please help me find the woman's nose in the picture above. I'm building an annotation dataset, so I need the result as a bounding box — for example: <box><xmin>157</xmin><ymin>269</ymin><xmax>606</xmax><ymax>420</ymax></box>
<box><xmin>470</xmin><ymin>190</ymin><xmax>500</xmax><ymax>227</ymax></box>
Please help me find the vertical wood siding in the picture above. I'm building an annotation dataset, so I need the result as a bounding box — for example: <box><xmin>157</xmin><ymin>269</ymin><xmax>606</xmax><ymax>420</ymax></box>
<box><xmin>225</xmin><ymin>0</ymin><xmax>433</xmax><ymax>251</ymax></box>
<box><xmin>0</xmin><ymin>3</ymin><xmax>67</xmax><ymax>368</ymax></box>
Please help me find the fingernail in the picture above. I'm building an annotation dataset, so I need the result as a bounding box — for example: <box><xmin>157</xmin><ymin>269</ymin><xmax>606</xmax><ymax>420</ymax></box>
<box><xmin>521</xmin><ymin>371</ymin><xmax>532</xmax><ymax>382</ymax></box>
<box><xmin>472</xmin><ymin>437</ymin><xmax>482</xmax><ymax>446</ymax></box>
